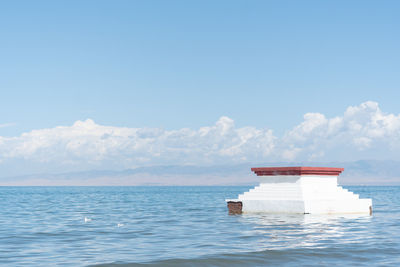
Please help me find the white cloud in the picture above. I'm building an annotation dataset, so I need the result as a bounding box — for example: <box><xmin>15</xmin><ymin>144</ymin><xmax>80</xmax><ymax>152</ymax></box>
<box><xmin>281</xmin><ymin>101</ymin><xmax>400</xmax><ymax>160</ymax></box>
<box><xmin>0</xmin><ymin>116</ymin><xmax>276</xmax><ymax>170</ymax></box>
<box><xmin>0</xmin><ymin>122</ymin><xmax>16</xmax><ymax>128</ymax></box>
<box><xmin>1</xmin><ymin>101</ymin><xmax>400</xmax><ymax>174</ymax></box>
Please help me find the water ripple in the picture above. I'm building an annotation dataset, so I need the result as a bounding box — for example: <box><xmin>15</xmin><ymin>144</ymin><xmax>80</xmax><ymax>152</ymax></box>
<box><xmin>0</xmin><ymin>186</ymin><xmax>399</xmax><ymax>266</ymax></box>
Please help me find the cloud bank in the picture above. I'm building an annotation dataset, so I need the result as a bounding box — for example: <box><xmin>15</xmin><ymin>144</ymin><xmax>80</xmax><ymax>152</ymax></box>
<box><xmin>1</xmin><ymin>101</ymin><xmax>400</xmax><ymax>175</ymax></box>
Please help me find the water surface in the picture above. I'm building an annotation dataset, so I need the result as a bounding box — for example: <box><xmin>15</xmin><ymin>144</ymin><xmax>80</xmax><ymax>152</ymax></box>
<box><xmin>0</xmin><ymin>186</ymin><xmax>398</xmax><ymax>266</ymax></box>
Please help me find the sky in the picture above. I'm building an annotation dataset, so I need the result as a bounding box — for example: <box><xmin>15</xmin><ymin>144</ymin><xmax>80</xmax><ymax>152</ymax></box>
<box><xmin>0</xmin><ymin>1</ymin><xmax>399</xmax><ymax>177</ymax></box>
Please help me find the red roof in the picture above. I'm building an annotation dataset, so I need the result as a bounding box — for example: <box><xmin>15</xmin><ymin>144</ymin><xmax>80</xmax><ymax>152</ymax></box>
<box><xmin>251</xmin><ymin>167</ymin><xmax>344</xmax><ymax>176</ymax></box>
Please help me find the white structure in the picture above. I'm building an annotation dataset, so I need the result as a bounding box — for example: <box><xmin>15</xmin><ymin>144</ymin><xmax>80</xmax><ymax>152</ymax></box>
<box><xmin>226</xmin><ymin>167</ymin><xmax>372</xmax><ymax>215</ymax></box>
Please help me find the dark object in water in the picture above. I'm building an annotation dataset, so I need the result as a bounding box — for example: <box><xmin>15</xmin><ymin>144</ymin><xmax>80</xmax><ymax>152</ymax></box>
<box><xmin>227</xmin><ymin>201</ymin><xmax>242</xmax><ymax>214</ymax></box>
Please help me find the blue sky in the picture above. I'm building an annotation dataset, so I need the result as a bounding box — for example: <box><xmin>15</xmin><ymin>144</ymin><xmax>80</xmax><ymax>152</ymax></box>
<box><xmin>1</xmin><ymin>0</ymin><xmax>399</xmax><ymax>136</ymax></box>
<box><xmin>0</xmin><ymin>1</ymin><xmax>400</xmax><ymax>177</ymax></box>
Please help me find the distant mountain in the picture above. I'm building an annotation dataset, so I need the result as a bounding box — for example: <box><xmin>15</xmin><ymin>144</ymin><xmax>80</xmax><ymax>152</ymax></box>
<box><xmin>1</xmin><ymin>160</ymin><xmax>400</xmax><ymax>186</ymax></box>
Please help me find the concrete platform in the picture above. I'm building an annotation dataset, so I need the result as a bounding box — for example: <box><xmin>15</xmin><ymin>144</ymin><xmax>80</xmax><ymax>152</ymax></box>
<box><xmin>226</xmin><ymin>167</ymin><xmax>372</xmax><ymax>215</ymax></box>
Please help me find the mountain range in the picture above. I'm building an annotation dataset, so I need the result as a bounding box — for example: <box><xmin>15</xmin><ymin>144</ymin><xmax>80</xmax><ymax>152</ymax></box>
<box><xmin>1</xmin><ymin>160</ymin><xmax>400</xmax><ymax>186</ymax></box>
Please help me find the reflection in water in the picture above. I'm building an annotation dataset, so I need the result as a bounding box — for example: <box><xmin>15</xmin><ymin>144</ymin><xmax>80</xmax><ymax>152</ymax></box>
<box><xmin>237</xmin><ymin>213</ymin><xmax>372</xmax><ymax>250</ymax></box>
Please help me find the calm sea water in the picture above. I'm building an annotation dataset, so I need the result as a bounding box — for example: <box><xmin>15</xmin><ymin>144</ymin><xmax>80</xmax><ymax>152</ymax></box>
<box><xmin>0</xmin><ymin>186</ymin><xmax>399</xmax><ymax>266</ymax></box>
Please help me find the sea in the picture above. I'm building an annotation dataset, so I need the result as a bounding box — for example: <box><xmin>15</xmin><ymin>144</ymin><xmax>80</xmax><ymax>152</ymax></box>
<box><xmin>0</xmin><ymin>186</ymin><xmax>399</xmax><ymax>266</ymax></box>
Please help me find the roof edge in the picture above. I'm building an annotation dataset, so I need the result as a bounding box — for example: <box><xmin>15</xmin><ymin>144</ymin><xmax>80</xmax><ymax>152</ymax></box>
<box><xmin>251</xmin><ymin>167</ymin><xmax>344</xmax><ymax>176</ymax></box>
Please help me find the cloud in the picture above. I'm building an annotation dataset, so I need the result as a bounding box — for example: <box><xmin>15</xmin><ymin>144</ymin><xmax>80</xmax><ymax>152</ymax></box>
<box><xmin>281</xmin><ymin>101</ymin><xmax>400</xmax><ymax>160</ymax></box>
<box><xmin>0</xmin><ymin>101</ymin><xmax>400</xmax><ymax>174</ymax></box>
<box><xmin>0</xmin><ymin>122</ymin><xmax>16</xmax><ymax>128</ymax></box>
<box><xmin>0</xmin><ymin>116</ymin><xmax>275</xmax><ymax>170</ymax></box>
